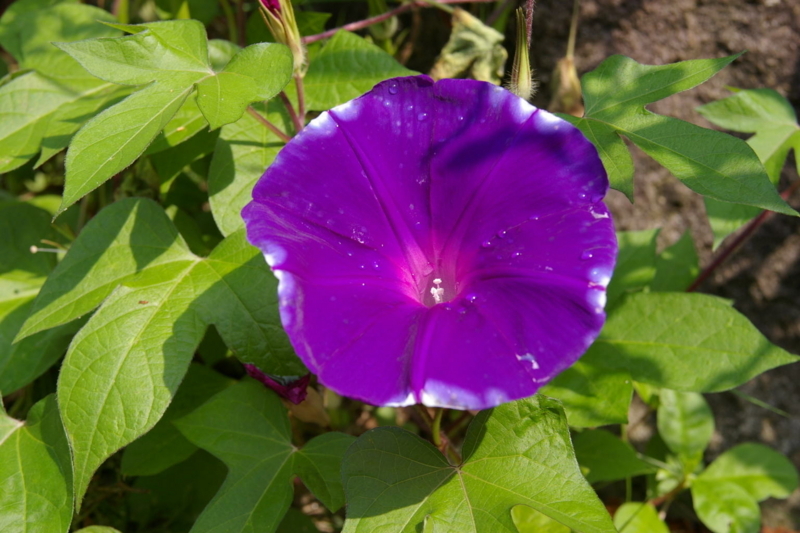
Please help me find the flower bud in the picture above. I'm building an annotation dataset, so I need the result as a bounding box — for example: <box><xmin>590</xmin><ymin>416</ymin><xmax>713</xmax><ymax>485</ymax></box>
<box><xmin>548</xmin><ymin>56</ymin><xmax>583</xmax><ymax>116</ymax></box>
<box><xmin>508</xmin><ymin>8</ymin><xmax>537</xmax><ymax>101</ymax></box>
<box><xmin>258</xmin><ymin>0</ymin><xmax>306</xmax><ymax>73</ymax></box>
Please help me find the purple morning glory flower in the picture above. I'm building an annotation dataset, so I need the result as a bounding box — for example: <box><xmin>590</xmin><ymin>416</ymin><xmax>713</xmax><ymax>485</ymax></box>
<box><xmin>243</xmin><ymin>76</ymin><xmax>617</xmax><ymax>410</ymax></box>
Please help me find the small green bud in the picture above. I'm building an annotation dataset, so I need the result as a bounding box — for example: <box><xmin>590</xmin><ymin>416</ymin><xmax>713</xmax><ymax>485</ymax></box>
<box><xmin>508</xmin><ymin>8</ymin><xmax>536</xmax><ymax>101</ymax></box>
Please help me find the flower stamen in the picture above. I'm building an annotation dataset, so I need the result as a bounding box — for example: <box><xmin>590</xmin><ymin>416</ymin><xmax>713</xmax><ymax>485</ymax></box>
<box><xmin>430</xmin><ymin>278</ymin><xmax>444</xmax><ymax>304</ymax></box>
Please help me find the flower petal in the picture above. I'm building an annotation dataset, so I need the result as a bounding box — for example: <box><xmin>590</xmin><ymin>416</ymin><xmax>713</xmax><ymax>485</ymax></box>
<box><xmin>244</xmin><ymin>76</ymin><xmax>617</xmax><ymax>409</ymax></box>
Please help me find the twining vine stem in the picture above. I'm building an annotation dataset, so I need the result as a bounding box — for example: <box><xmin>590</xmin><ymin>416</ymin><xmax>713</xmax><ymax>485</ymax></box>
<box><xmin>294</xmin><ymin>74</ymin><xmax>307</xmax><ymax>132</ymax></box>
<box><xmin>279</xmin><ymin>91</ymin><xmax>304</xmax><ymax>135</ymax></box>
<box><xmin>302</xmin><ymin>0</ymin><xmax>496</xmax><ymax>44</ymax></box>
<box><xmin>247</xmin><ymin>106</ymin><xmax>292</xmax><ymax>143</ymax></box>
<box><xmin>687</xmin><ymin>178</ymin><xmax>800</xmax><ymax>292</ymax></box>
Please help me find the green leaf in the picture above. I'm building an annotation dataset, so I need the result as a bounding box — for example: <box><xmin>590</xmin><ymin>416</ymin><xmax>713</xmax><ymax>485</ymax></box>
<box><xmin>35</xmin><ymin>84</ymin><xmax>131</xmax><ymax>168</ymax></box>
<box><xmin>121</xmin><ymin>363</ymin><xmax>233</xmax><ymax>476</ymax></box>
<box><xmin>151</xmin><ymin>126</ymin><xmax>220</xmax><ymax>184</ymax></box>
<box><xmin>208</xmin><ymin>100</ymin><xmax>290</xmax><ymax>235</ymax></box>
<box><xmin>0</xmin><ymin>395</ymin><xmax>73</xmax><ymax>533</ymax></box>
<box><xmin>590</xmin><ymin>292</ymin><xmax>799</xmax><ymax>391</ymax></box>
<box><xmin>0</xmin><ymin>201</ymin><xmax>78</xmax><ymax>393</ymax></box>
<box><xmin>0</xmin><ymin>0</ymin><xmax>77</xmax><ymax>58</ymax></box>
<box><xmin>651</xmin><ymin>231</ymin><xmax>698</xmax><ymax>292</ymax></box>
<box><xmin>342</xmin><ymin>396</ymin><xmax>616</xmax><ymax>533</ymax></box>
<box><xmin>195</xmin><ymin>43</ymin><xmax>292</xmax><ymax>129</ymax></box>
<box><xmin>175</xmin><ymin>380</ymin><xmax>354</xmax><ymax>532</ymax></box>
<box><xmin>0</xmin><ymin>3</ymin><xmax>124</xmax><ymax>171</ymax></box>
<box><xmin>52</xmin><ymin>200</ymin><xmax>303</xmax><ymax>505</ymax></box>
<box><xmin>128</xmin><ymin>449</ymin><xmax>227</xmax><ymax>532</ymax></box>
<box><xmin>582</xmin><ymin>54</ymin><xmax>740</xmax><ymax>122</ymax></box>
<box><xmin>75</xmin><ymin>528</ymin><xmax>123</xmax><ymax>533</ymax></box>
<box><xmin>615</xmin><ymin>113</ymin><xmax>795</xmax><ymax>215</ymax></box>
<box><xmin>698</xmin><ymin>89</ymin><xmax>800</xmax><ymax>247</ymax></box>
<box><xmin>606</xmin><ymin>229</ymin><xmax>659</xmax><ymax>308</ymax></box>
<box><xmin>0</xmin><ymin>72</ymin><xmax>120</xmax><ymax>173</ymax></box>
<box><xmin>60</xmin><ymin>75</ymin><xmax>200</xmax><ymax>212</ymax></box>
<box><xmin>577</xmin><ymin>55</ymin><xmax>795</xmax><ymax>214</ymax></box>
<box><xmin>657</xmin><ymin>390</ymin><xmax>713</xmax><ymax>461</ymax></box>
<box><xmin>613</xmin><ymin>503</ymin><xmax>669</xmax><ymax>533</ymax></box>
<box><xmin>145</xmin><ymin>97</ymin><xmax>210</xmax><ymax>155</ymax></box>
<box><xmin>0</xmin><ymin>201</ymin><xmax>59</xmax><ymax>295</ymax></box>
<box><xmin>567</xmin><ymin>117</ymin><xmax>635</xmax><ymax>200</ymax></box>
<box><xmin>697</xmin><ymin>87</ymin><xmax>798</xmax><ymax>134</ymax></box>
<box><xmin>573</xmin><ymin>430</ymin><xmax>656</xmax><ymax>483</ymax></box>
<box><xmin>208</xmin><ymin>39</ymin><xmax>241</xmax><ymax>70</ymax></box>
<box><xmin>278</xmin><ymin>509</ymin><xmax>319</xmax><ymax>533</ymax></box>
<box><xmin>58</xmin><ymin>21</ymin><xmax>292</xmax><ymax>213</ymax></box>
<box><xmin>691</xmin><ymin>481</ymin><xmax>760</xmax><ymax>533</ymax></box>
<box><xmin>0</xmin><ymin>3</ymin><xmax>118</xmax><ymax>77</ymax></box>
<box><xmin>696</xmin><ymin>443</ymin><xmax>799</xmax><ymax>501</ymax></box>
<box><xmin>0</xmin><ymin>296</ymin><xmax>79</xmax><ymax>394</ymax></box>
<box><xmin>304</xmin><ymin>31</ymin><xmax>415</xmax><ymax>110</ymax></box>
<box><xmin>512</xmin><ymin>505</ymin><xmax>571</xmax><ymax>533</ymax></box>
<box><xmin>55</xmin><ymin>20</ymin><xmax>214</xmax><ymax>212</ymax></box>
<box><xmin>17</xmin><ymin>198</ymin><xmax>189</xmax><ymax>340</ymax></box>
<box><xmin>540</xmin><ymin>349</ymin><xmax>632</xmax><ymax>428</ymax></box>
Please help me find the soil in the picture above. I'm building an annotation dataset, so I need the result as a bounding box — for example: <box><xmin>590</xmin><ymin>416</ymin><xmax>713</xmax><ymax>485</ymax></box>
<box><xmin>527</xmin><ymin>0</ymin><xmax>800</xmax><ymax>528</ymax></box>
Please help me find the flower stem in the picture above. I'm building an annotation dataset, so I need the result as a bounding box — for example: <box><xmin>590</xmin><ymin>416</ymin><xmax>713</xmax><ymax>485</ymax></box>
<box><xmin>431</xmin><ymin>408</ymin><xmax>444</xmax><ymax>447</ymax></box>
<box><xmin>279</xmin><ymin>91</ymin><xmax>303</xmax><ymax>135</ymax></box>
<box><xmin>294</xmin><ymin>74</ymin><xmax>306</xmax><ymax>133</ymax></box>
<box><xmin>302</xmin><ymin>0</ymin><xmax>496</xmax><ymax>44</ymax></box>
<box><xmin>687</xmin><ymin>178</ymin><xmax>800</xmax><ymax>293</ymax></box>
<box><xmin>566</xmin><ymin>0</ymin><xmax>580</xmax><ymax>59</ymax></box>
<box><xmin>247</xmin><ymin>106</ymin><xmax>292</xmax><ymax>143</ymax></box>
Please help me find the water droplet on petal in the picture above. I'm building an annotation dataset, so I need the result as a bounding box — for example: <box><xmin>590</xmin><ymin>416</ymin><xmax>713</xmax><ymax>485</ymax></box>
<box><xmin>359</xmin><ymin>264</ymin><xmax>366</xmax><ymax>269</ymax></box>
<box><xmin>512</xmin><ymin>251</ymin><xmax>522</xmax><ymax>258</ymax></box>
<box><xmin>465</xmin><ymin>293</ymin><xmax>478</xmax><ymax>303</ymax></box>
<box><xmin>581</xmin><ymin>251</ymin><xmax>594</xmax><ymax>260</ymax></box>
<box><xmin>481</xmin><ymin>239</ymin><xmax>493</xmax><ymax>248</ymax></box>
<box><xmin>497</xmin><ymin>230</ymin><xmax>507</xmax><ymax>239</ymax></box>
<box><xmin>417</xmin><ymin>112</ymin><xmax>428</xmax><ymax>121</ymax></box>
<box><xmin>372</xmin><ymin>261</ymin><xmax>380</xmax><ymax>269</ymax></box>
<box><xmin>388</xmin><ymin>82</ymin><xmax>399</xmax><ymax>95</ymax></box>
<box><xmin>346</xmin><ymin>251</ymin><xmax>353</xmax><ymax>257</ymax></box>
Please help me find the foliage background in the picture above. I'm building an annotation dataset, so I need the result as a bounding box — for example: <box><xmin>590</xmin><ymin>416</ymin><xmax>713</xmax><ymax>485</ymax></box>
<box><xmin>1</xmin><ymin>0</ymin><xmax>799</xmax><ymax>529</ymax></box>
<box><xmin>522</xmin><ymin>0</ymin><xmax>800</xmax><ymax>528</ymax></box>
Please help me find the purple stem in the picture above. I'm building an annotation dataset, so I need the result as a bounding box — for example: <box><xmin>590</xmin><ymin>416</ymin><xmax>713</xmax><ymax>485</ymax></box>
<box><xmin>687</xmin><ymin>179</ymin><xmax>800</xmax><ymax>293</ymax></box>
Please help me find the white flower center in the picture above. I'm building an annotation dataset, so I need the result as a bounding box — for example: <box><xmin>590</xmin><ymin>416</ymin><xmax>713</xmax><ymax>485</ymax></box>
<box><xmin>430</xmin><ymin>278</ymin><xmax>444</xmax><ymax>304</ymax></box>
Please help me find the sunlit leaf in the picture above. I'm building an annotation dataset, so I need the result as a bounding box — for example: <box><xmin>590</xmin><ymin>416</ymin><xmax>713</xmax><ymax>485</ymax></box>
<box><xmin>591</xmin><ymin>292</ymin><xmax>798</xmax><ymax>391</ymax></box>
<box><xmin>0</xmin><ymin>396</ymin><xmax>73</xmax><ymax>533</ymax></box>
<box><xmin>342</xmin><ymin>396</ymin><xmax>616</xmax><ymax>533</ymax></box>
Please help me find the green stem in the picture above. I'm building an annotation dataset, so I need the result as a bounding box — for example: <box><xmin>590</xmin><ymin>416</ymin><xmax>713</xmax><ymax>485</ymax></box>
<box><xmin>294</xmin><ymin>74</ymin><xmax>306</xmax><ymax>133</ymax></box>
<box><xmin>431</xmin><ymin>408</ymin><xmax>444</xmax><ymax>447</ymax></box>
<box><xmin>112</xmin><ymin>0</ymin><xmax>130</xmax><ymax>24</ymax></box>
<box><xmin>566</xmin><ymin>0</ymin><xmax>580</xmax><ymax>59</ymax></box>
<box><xmin>218</xmin><ymin>0</ymin><xmax>238</xmax><ymax>45</ymax></box>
